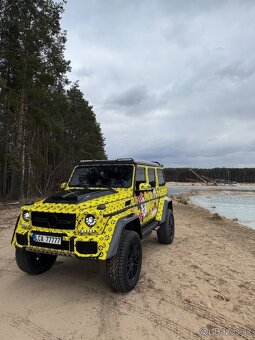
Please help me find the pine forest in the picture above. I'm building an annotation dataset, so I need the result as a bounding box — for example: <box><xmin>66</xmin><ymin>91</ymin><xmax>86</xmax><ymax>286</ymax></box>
<box><xmin>0</xmin><ymin>0</ymin><xmax>106</xmax><ymax>200</ymax></box>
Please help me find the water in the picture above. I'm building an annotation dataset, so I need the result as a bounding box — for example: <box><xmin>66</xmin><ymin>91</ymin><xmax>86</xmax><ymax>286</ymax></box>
<box><xmin>190</xmin><ymin>193</ymin><xmax>255</xmax><ymax>229</ymax></box>
<box><xmin>166</xmin><ymin>183</ymin><xmax>255</xmax><ymax>230</ymax></box>
<box><xmin>167</xmin><ymin>183</ymin><xmax>255</xmax><ymax>195</ymax></box>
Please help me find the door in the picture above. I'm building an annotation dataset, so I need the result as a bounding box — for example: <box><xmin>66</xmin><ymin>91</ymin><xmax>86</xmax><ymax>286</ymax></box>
<box><xmin>147</xmin><ymin>167</ymin><xmax>159</xmax><ymax>220</ymax></box>
<box><xmin>135</xmin><ymin>166</ymin><xmax>150</xmax><ymax>225</ymax></box>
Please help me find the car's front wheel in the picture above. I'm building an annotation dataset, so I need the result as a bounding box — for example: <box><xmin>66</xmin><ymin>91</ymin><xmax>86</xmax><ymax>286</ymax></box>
<box><xmin>106</xmin><ymin>230</ymin><xmax>142</xmax><ymax>292</ymax></box>
<box><xmin>15</xmin><ymin>247</ymin><xmax>57</xmax><ymax>274</ymax></box>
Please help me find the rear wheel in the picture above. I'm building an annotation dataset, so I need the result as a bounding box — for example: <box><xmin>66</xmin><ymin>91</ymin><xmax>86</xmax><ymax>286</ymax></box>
<box><xmin>157</xmin><ymin>210</ymin><xmax>175</xmax><ymax>244</ymax></box>
<box><xmin>15</xmin><ymin>247</ymin><xmax>57</xmax><ymax>275</ymax></box>
<box><xmin>106</xmin><ymin>230</ymin><xmax>142</xmax><ymax>292</ymax></box>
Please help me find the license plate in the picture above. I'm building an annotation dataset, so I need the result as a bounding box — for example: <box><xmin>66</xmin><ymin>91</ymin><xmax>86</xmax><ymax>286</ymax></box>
<box><xmin>32</xmin><ymin>234</ymin><xmax>61</xmax><ymax>245</ymax></box>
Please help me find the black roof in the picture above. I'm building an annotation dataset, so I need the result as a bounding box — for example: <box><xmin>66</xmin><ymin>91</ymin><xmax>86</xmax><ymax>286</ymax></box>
<box><xmin>78</xmin><ymin>158</ymin><xmax>163</xmax><ymax>167</ymax></box>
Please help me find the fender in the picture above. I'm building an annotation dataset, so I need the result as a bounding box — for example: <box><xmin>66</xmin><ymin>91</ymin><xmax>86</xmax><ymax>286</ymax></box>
<box><xmin>11</xmin><ymin>215</ymin><xmax>20</xmax><ymax>245</ymax></box>
<box><xmin>106</xmin><ymin>214</ymin><xmax>139</xmax><ymax>259</ymax></box>
<box><xmin>160</xmin><ymin>197</ymin><xmax>173</xmax><ymax>224</ymax></box>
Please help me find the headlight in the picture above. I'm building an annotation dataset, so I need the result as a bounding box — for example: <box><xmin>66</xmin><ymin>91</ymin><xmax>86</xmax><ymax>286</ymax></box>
<box><xmin>22</xmin><ymin>210</ymin><xmax>30</xmax><ymax>222</ymax></box>
<box><xmin>85</xmin><ymin>214</ymin><xmax>96</xmax><ymax>227</ymax></box>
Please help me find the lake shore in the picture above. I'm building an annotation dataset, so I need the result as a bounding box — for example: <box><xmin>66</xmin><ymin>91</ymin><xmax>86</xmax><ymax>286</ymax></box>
<box><xmin>0</xmin><ymin>203</ymin><xmax>254</xmax><ymax>339</ymax></box>
<box><xmin>168</xmin><ymin>182</ymin><xmax>255</xmax><ymax>230</ymax></box>
<box><xmin>167</xmin><ymin>181</ymin><xmax>255</xmax><ymax>194</ymax></box>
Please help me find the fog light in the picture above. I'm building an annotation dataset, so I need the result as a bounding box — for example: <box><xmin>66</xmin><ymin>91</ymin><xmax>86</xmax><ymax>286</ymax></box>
<box><xmin>22</xmin><ymin>210</ymin><xmax>30</xmax><ymax>222</ymax></box>
<box><xmin>85</xmin><ymin>214</ymin><xmax>96</xmax><ymax>227</ymax></box>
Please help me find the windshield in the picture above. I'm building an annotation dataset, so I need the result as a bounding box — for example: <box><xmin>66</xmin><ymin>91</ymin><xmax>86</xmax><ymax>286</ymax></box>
<box><xmin>69</xmin><ymin>165</ymin><xmax>134</xmax><ymax>188</ymax></box>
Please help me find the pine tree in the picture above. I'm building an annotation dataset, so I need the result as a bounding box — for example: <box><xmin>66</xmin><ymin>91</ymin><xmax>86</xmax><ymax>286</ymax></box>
<box><xmin>65</xmin><ymin>83</ymin><xmax>106</xmax><ymax>162</ymax></box>
<box><xmin>0</xmin><ymin>0</ymin><xmax>106</xmax><ymax>200</ymax></box>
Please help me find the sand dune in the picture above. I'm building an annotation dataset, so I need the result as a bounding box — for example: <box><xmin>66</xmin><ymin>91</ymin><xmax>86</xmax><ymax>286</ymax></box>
<box><xmin>0</xmin><ymin>202</ymin><xmax>254</xmax><ymax>339</ymax></box>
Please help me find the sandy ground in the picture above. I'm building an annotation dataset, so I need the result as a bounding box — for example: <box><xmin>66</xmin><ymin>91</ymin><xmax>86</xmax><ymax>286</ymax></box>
<box><xmin>0</xmin><ymin>202</ymin><xmax>254</xmax><ymax>340</ymax></box>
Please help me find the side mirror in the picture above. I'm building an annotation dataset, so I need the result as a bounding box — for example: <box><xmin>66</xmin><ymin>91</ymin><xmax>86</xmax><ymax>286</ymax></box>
<box><xmin>139</xmin><ymin>183</ymin><xmax>151</xmax><ymax>191</ymax></box>
<box><xmin>60</xmin><ymin>182</ymin><xmax>67</xmax><ymax>189</ymax></box>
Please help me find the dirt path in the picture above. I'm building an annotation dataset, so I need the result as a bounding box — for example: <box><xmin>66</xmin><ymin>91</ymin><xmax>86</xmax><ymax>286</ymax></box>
<box><xmin>0</xmin><ymin>203</ymin><xmax>254</xmax><ymax>340</ymax></box>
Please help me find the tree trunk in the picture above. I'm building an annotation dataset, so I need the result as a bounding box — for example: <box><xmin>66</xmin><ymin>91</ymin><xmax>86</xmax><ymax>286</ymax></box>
<box><xmin>2</xmin><ymin>103</ymin><xmax>10</xmax><ymax>200</ymax></box>
<box><xmin>17</xmin><ymin>88</ymin><xmax>27</xmax><ymax>199</ymax></box>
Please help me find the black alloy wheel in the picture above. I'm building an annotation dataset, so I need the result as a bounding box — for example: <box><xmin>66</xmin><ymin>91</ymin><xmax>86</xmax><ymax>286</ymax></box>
<box><xmin>106</xmin><ymin>230</ymin><xmax>142</xmax><ymax>292</ymax></box>
<box><xmin>127</xmin><ymin>242</ymin><xmax>140</xmax><ymax>281</ymax></box>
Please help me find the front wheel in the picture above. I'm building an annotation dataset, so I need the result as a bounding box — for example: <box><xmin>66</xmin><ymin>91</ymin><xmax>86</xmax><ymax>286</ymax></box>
<box><xmin>15</xmin><ymin>247</ymin><xmax>57</xmax><ymax>274</ymax></box>
<box><xmin>106</xmin><ymin>230</ymin><xmax>142</xmax><ymax>292</ymax></box>
<box><xmin>157</xmin><ymin>210</ymin><xmax>175</xmax><ymax>244</ymax></box>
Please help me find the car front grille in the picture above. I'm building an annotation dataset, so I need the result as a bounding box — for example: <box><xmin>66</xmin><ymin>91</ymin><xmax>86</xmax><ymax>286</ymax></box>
<box><xmin>31</xmin><ymin>212</ymin><xmax>76</xmax><ymax>230</ymax></box>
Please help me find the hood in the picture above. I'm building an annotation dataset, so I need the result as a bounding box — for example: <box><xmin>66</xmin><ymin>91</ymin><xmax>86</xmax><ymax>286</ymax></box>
<box><xmin>43</xmin><ymin>189</ymin><xmax>115</xmax><ymax>204</ymax></box>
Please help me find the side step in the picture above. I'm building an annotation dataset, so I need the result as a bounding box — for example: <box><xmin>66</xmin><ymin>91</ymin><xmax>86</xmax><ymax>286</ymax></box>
<box><xmin>142</xmin><ymin>220</ymin><xmax>159</xmax><ymax>239</ymax></box>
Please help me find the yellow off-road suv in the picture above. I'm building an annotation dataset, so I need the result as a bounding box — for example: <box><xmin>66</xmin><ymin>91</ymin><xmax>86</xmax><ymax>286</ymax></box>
<box><xmin>12</xmin><ymin>159</ymin><xmax>175</xmax><ymax>292</ymax></box>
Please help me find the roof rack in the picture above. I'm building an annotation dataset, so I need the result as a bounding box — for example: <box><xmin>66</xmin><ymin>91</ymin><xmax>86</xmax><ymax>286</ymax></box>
<box><xmin>78</xmin><ymin>159</ymin><xmax>163</xmax><ymax>167</ymax></box>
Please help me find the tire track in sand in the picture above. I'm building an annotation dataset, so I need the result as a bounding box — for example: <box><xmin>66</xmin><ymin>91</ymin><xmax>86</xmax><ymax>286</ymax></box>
<box><xmin>140</xmin><ymin>286</ymin><xmax>254</xmax><ymax>340</ymax></box>
<box><xmin>0</xmin><ymin>313</ymin><xmax>61</xmax><ymax>340</ymax></box>
<box><xmin>87</xmin><ymin>287</ymin><xmax>201</xmax><ymax>340</ymax></box>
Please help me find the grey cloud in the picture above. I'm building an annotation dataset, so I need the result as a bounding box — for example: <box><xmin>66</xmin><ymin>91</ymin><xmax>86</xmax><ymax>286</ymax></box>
<box><xmin>72</xmin><ymin>67</ymin><xmax>94</xmax><ymax>78</ymax></box>
<box><xmin>215</xmin><ymin>62</ymin><xmax>255</xmax><ymax>82</ymax></box>
<box><xmin>107</xmin><ymin>86</ymin><xmax>148</xmax><ymax>107</ymax></box>
<box><xmin>133</xmin><ymin>135</ymin><xmax>255</xmax><ymax>167</ymax></box>
<box><xmin>62</xmin><ymin>0</ymin><xmax>255</xmax><ymax>167</ymax></box>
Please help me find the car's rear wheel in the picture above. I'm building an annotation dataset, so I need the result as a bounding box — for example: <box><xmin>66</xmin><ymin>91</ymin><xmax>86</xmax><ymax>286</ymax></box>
<box><xmin>15</xmin><ymin>247</ymin><xmax>57</xmax><ymax>274</ymax></box>
<box><xmin>106</xmin><ymin>230</ymin><xmax>142</xmax><ymax>292</ymax></box>
<box><xmin>157</xmin><ymin>209</ymin><xmax>175</xmax><ymax>244</ymax></box>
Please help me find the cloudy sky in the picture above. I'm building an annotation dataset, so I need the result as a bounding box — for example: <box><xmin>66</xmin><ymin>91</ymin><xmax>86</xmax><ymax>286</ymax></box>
<box><xmin>61</xmin><ymin>0</ymin><xmax>255</xmax><ymax>167</ymax></box>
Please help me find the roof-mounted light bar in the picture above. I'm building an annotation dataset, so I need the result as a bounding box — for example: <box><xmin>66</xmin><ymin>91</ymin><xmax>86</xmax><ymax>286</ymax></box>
<box><xmin>116</xmin><ymin>158</ymin><xmax>134</xmax><ymax>162</ymax></box>
<box><xmin>79</xmin><ymin>159</ymin><xmax>102</xmax><ymax>163</ymax></box>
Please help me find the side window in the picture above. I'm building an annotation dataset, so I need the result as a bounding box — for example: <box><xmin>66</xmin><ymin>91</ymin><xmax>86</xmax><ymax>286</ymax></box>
<box><xmin>148</xmin><ymin>168</ymin><xmax>156</xmax><ymax>188</ymax></box>
<box><xmin>135</xmin><ymin>167</ymin><xmax>146</xmax><ymax>190</ymax></box>
<box><xmin>157</xmin><ymin>169</ymin><xmax>165</xmax><ymax>186</ymax></box>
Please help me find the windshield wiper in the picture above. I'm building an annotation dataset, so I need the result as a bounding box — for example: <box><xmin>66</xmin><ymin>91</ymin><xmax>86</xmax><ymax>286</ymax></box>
<box><xmin>97</xmin><ymin>185</ymin><xmax>117</xmax><ymax>192</ymax></box>
<box><xmin>69</xmin><ymin>184</ymin><xmax>90</xmax><ymax>189</ymax></box>
<box><xmin>73</xmin><ymin>183</ymin><xmax>117</xmax><ymax>192</ymax></box>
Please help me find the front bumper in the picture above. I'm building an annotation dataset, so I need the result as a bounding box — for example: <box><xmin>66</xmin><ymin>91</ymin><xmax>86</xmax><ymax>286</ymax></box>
<box><xmin>13</xmin><ymin>230</ymin><xmax>110</xmax><ymax>259</ymax></box>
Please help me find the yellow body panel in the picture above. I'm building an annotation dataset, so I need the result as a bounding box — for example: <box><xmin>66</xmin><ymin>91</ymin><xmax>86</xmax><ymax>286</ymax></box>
<box><xmin>12</xmin><ymin>162</ymin><xmax>168</xmax><ymax>260</ymax></box>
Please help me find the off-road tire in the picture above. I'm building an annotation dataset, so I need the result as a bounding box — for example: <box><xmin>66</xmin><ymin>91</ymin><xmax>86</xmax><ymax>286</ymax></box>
<box><xmin>157</xmin><ymin>209</ymin><xmax>175</xmax><ymax>244</ymax></box>
<box><xmin>106</xmin><ymin>230</ymin><xmax>142</xmax><ymax>292</ymax></box>
<box><xmin>15</xmin><ymin>247</ymin><xmax>57</xmax><ymax>275</ymax></box>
